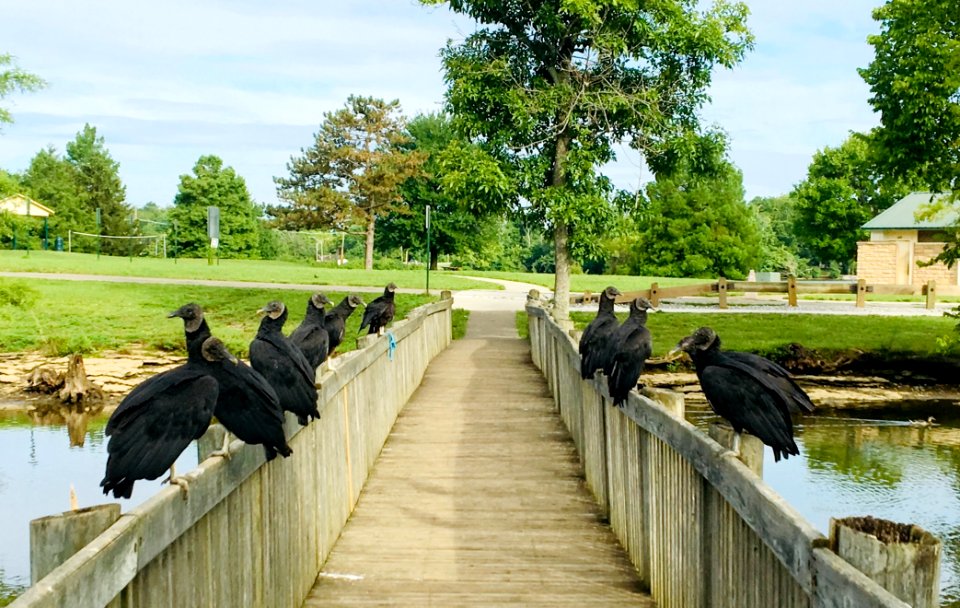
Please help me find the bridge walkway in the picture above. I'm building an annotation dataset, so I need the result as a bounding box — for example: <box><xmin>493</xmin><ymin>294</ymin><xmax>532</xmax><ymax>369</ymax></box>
<box><xmin>302</xmin><ymin>310</ymin><xmax>654</xmax><ymax>607</ymax></box>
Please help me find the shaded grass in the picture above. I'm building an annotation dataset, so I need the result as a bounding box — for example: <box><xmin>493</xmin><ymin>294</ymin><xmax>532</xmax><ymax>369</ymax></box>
<box><xmin>559</xmin><ymin>310</ymin><xmax>957</xmax><ymax>358</ymax></box>
<box><xmin>0</xmin><ymin>278</ymin><xmax>436</xmax><ymax>357</ymax></box>
<box><xmin>515</xmin><ymin>312</ymin><xmax>529</xmax><ymax>339</ymax></box>
<box><xmin>0</xmin><ymin>250</ymin><xmax>494</xmax><ymax>291</ymax></box>
<box><xmin>452</xmin><ymin>309</ymin><xmax>470</xmax><ymax>340</ymax></box>
<box><xmin>461</xmin><ymin>270</ymin><xmax>705</xmax><ymax>292</ymax></box>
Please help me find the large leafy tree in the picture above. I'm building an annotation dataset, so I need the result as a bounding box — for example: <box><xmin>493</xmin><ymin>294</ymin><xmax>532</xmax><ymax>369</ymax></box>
<box><xmin>859</xmin><ymin>0</ymin><xmax>960</xmax><ymax>265</ymax></box>
<box><xmin>376</xmin><ymin>113</ymin><xmax>500</xmax><ymax>269</ymax></box>
<box><xmin>422</xmin><ymin>0</ymin><xmax>752</xmax><ymax>318</ymax></box>
<box><xmin>65</xmin><ymin>124</ymin><xmax>133</xmax><ymax>255</ymax></box>
<box><xmin>1</xmin><ymin>53</ymin><xmax>46</xmax><ymax>127</ymax></box>
<box><xmin>792</xmin><ymin>133</ymin><xmax>912</xmax><ymax>272</ymax></box>
<box><xmin>169</xmin><ymin>155</ymin><xmax>263</xmax><ymax>258</ymax></box>
<box><xmin>630</xmin><ymin>155</ymin><xmax>760</xmax><ymax>279</ymax></box>
<box><xmin>273</xmin><ymin>96</ymin><xmax>426</xmax><ymax>270</ymax></box>
<box><xmin>20</xmin><ymin>146</ymin><xmax>88</xmax><ymax>245</ymax></box>
<box><xmin>749</xmin><ymin>195</ymin><xmax>808</xmax><ymax>275</ymax></box>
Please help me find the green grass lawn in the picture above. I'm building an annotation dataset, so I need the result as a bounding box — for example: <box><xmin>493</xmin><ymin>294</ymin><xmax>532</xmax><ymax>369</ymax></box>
<box><xmin>460</xmin><ymin>270</ymin><xmax>705</xmax><ymax>292</ymax></box>
<box><xmin>0</xmin><ymin>250</ymin><xmax>494</xmax><ymax>291</ymax></box>
<box><xmin>0</xmin><ymin>278</ymin><xmax>438</xmax><ymax>356</ymax></box>
<box><xmin>522</xmin><ymin>310</ymin><xmax>955</xmax><ymax>358</ymax></box>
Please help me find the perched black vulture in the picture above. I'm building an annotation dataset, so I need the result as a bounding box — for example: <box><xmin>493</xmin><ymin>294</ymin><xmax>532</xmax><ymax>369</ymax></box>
<box><xmin>325</xmin><ymin>294</ymin><xmax>365</xmax><ymax>355</ymax></box>
<box><xmin>100</xmin><ymin>341</ymin><xmax>225</xmax><ymax>499</ymax></box>
<box><xmin>579</xmin><ymin>286</ymin><xmax>621</xmax><ymax>379</ymax></box>
<box><xmin>196</xmin><ymin>337</ymin><xmax>292</xmax><ymax>461</ymax></box>
<box><xmin>250</xmin><ymin>301</ymin><xmax>320</xmax><ymax>425</ymax></box>
<box><xmin>289</xmin><ymin>292</ymin><xmax>333</xmax><ymax>369</ymax></box>
<box><xmin>674</xmin><ymin>327</ymin><xmax>813</xmax><ymax>461</ymax></box>
<box><xmin>606</xmin><ymin>297</ymin><xmax>654</xmax><ymax>407</ymax></box>
<box><xmin>359</xmin><ymin>283</ymin><xmax>397</xmax><ymax>336</ymax></box>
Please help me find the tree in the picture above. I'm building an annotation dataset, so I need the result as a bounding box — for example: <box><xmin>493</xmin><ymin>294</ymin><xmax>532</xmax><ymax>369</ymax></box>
<box><xmin>1</xmin><ymin>53</ymin><xmax>46</xmax><ymax>127</ymax></box>
<box><xmin>629</xmin><ymin>157</ymin><xmax>760</xmax><ymax>278</ymax></box>
<box><xmin>376</xmin><ymin>113</ymin><xmax>500</xmax><ymax>269</ymax></box>
<box><xmin>792</xmin><ymin>133</ymin><xmax>912</xmax><ymax>272</ymax></box>
<box><xmin>749</xmin><ymin>195</ymin><xmax>810</xmax><ymax>276</ymax></box>
<box><xmin>422</xmin><ymin>0</ymin><xmax>752</xmax><ymax>318</ymax></box>
<box><xmin>169</xmin><ymin>155</ymin><xmax>263</xmax><ymax>258</ymax></box>
<box><xmin>859</xmin><ymin>0</ymin><xmax>960</xmax><ymax>264</ymax></box>
<box><xmin>65</xmin><ymin>124</ymin><xmax>132</xmax><ymax>255</ymax></box>
<box><xmin>20</xmin><ymin>146</ymin><xmax>90</xmax><ymax>247</ymax></box>
<box><xmin>274</xmin><ymin>96</ymin><xmax>426</xmax><ymax>270</ymax></box>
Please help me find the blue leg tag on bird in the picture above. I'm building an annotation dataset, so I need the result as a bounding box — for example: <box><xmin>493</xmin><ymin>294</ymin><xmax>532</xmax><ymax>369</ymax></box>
<box><xmin>387</xmin><ymin>332</ymin><xmax>397</xmax><ymax>361</ymax></box>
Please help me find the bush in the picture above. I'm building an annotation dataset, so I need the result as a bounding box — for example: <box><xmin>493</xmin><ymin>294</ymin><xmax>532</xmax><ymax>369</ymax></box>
<box><xmin>0</xmin><ymin>280</ymin><xmax>40</xmax><ymax>308</ymax></box>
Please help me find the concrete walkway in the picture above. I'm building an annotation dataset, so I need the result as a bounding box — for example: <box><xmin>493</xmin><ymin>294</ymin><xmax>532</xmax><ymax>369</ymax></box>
<box><xmin>302</xmin><ymin>311</ymin><xmax>652</xmax><ymax>607</ymax></box>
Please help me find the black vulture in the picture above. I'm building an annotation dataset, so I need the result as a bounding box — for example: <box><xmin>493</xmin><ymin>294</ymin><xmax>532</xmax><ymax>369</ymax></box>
<box><xmin>289</xmin><ymin>292</ymin><xmax>333</xmax><ymax>369</ymax></box>
<box><xmin>606</xmin><ymin>297</ymin><xmax>654</xmax><ymax>407</ymax></box>
<box><xmin>168</xmin><ymin>302</ymin><xmax>209</xmax><ymax>344</ymax></box>
<box><xmin>325</xmin><ymin>294</ymin><xmax>365</xmax><ymax>355</ymax></box>
<box><xmin>196</xmin><ymin>337</ymin><xmax>292</xmax><ymax>461</ymax></box>
<box><xmin>249</xmin><ymin>300</ymin><xmax>320</xmax><ymax>425</ymax></box>
<box><xmin>100</xmin><ymin>341</ymin><xmax>226</xmax><ymax>499</ymax></box>
<box><xmin>579</xmin><ymin>286</ymin><xmax>621</xmax><ymax>379</ymax></box>
<box><xmin>359</xmin><ymin>283</ymin><xmax>397</xmax><ymax>335</ymax></box>
<box><xmin>673</xmin><ymin>327</ymin><xmax>813</xmax><ymax>461</ymax></box>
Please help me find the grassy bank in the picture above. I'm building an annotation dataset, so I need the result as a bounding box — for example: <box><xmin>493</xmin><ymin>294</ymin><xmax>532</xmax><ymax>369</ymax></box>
<box><xmin>461</xmin><ymin>270</ymin><xmax>704</xmax><ymax>292</ymax></box>
<box><xmin>0</xmin><ymin>250</ymin><xmax>494</xmax><ymax>291</ymax></box>
<box><xmin>0</xmin><ymin>278</ymin><xmax>438</xmax><ymax>356</ymax></box>
<box><xmin>517</xmin><ymin>310</ymin><xmax>955</xmax><ymax>359</ymax></box>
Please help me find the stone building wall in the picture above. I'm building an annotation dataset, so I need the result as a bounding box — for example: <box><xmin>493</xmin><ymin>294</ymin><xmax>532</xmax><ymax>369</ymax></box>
<box><xmin>857</xmin><ymin>241</ymin><xmax>900</xmax><ymax>285</ymax></box>
<box><xmin>913</xmin><ymin>243</ymin><xmax>958</xmax><ymax>287</ymax></box>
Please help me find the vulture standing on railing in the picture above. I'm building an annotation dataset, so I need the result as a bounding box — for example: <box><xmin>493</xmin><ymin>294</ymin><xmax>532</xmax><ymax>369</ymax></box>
<box><xmin>325</xmin><ymin>294</ymin><xmax>364</xmax><ymax>355</ymax></box>
<box><xmin>359</xmin><ymin>283</ymin><xmax>397</xmax><ymax>336</ymax></box>
<box><xmin>289</xmin><ymin>292</ymin><xmax>333</xmax><ymax>369</ymax></box>
<box><xmin>250</xmin><ymin>300</ymin><xmax>320</xmax><ymax>425</ymax></box>
<box><xmin>579</xmin><ymin>286</ymin><xmax>621</xmax><ymax>379</ymax></box>
<box><xmin>673</xmin><ymin>326</ymin><xmax>812</xmax><ymax>461</ymax></box>
<box><xmin>606</xmin><ymin>297</ymin><xmax>654</xmax><ymax>407</ymax></box>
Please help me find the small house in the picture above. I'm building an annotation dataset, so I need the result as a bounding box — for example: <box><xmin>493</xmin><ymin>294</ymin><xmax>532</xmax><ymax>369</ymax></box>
<box><xmin>0</xmin><ymin>193</ymin><xmax>54</xmax><ymax>217</ymax></box>
<box><xmin>856</xmin><ymin>192</ymin><xmax>957</xmax><ymax>288</ymax></box>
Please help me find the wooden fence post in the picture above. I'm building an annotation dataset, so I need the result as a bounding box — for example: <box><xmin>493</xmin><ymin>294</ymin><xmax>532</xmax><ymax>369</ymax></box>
<box><xmin>829</xmin><ymin>517</ymin><xmax>941</xmax><ymax>608</ymax></box>
<box><xmin>708</xmin><ymin>423</ymin><xmax>763</xmax><ymax>477</ymax></box>
<box><xmin>30</xmin><ymin>504</ymin><xmax>121</xmax><ymax>583</ymax></box>
<box><xmin>582</xmin><ymin>290</ymin><xmax>592</xmax><ymax>305</ymax></box>
<box><xmin>440</xmin><ymin>290</ymin><xmax>452</xmax><ymax>300</ymax></box>
<box><xmin>787</xmin><ymin>275</ymin><xmax>798</xmax><ymax>307</ymax></box>
<box><xmin>925</xmin><ymin>280</ymin><xmax>936</xmax><ymax>310</ymax></box>
<box><xmin>856</xmin><ymin>279</ymin><xmax>867</xmax><ymax>308</ymax></box>
<box><xmin>717</xmin><ymin>277</ymin><xmax>728</xmax><ymax>309</ymax></box>
<box><xmin>649</xmin><ymin>282</ymin><xmax>660</xmax><ymax>308</ymax></box>
<box><xmin>197</xmin><ymin>423</ymin><xmax>227</xmax><ymax>462</ymax></box>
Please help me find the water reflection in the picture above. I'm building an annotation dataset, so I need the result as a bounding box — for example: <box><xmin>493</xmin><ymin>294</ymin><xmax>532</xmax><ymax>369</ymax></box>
<box><xmin>0</xmin><ymin>407</ymin><xmax>198</xmax><ymax>595</ymax></box>
<box><xmin>687</xmin><ymin>400</ymin><xmax>960</xmax><ymax>607</ymax></box>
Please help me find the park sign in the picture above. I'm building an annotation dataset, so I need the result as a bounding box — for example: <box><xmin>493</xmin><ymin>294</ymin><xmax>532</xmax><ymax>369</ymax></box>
<box><xmin>207</xmin><ymin>206</ymin><xmax>220</xmax><ymax>248</ymax></box>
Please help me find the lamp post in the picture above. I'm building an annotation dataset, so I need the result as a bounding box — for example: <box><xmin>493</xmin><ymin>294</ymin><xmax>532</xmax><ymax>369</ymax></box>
<box><xmin>425</xmin><ymin>205</ymin><xmax>431</xmax><ymax>295</ymax></box>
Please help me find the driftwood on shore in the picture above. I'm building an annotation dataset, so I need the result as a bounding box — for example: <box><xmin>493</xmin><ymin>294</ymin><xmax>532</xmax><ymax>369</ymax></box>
<box><xmin>26</xmin><ymin>354</ymin><xmax>104</xmax><ymax>405</ymax></box>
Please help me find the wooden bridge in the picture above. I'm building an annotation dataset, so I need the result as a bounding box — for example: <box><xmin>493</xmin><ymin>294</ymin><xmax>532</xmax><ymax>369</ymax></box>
<box><xmin>12</xmin><ymin>297</ymin><xmax>937</xmax><ymax>608</ymax></box>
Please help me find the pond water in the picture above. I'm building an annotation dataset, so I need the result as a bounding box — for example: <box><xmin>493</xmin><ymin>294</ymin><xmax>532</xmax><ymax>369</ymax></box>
<box><xmin>0</xmin><ymin>405</ymin><xmax>197</xmax><ymax>602</ymax></box>
<box><xmin>686</xmin><ymin>399</ymin><xmax>960</xmax><ymax>607</ymax></box>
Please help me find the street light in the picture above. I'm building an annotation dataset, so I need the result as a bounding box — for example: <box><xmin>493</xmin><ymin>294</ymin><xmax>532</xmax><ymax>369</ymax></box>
<box><xmin>425</xmin><ymin>205</ymin><xmax>431</xmax><ymax>295</ymax></box>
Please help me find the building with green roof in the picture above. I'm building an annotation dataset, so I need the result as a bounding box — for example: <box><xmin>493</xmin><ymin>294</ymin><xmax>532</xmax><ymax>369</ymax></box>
<box><xmin>857</xmin><ymin>192</ymin><xmax>958</xmax><ymax>289</ymax></box>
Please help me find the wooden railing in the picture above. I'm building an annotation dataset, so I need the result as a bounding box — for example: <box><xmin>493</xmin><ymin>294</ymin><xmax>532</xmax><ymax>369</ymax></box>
<box><xmin>572</xmin><ymin>277</ymin><xmax>944</xmax><ymax>310</ymax></box>
<box><xmin>526</xmin><ymin>300</ymin><xmax>915</xmax><ymax>608</ymax></box>
<box><xmin>12</xmin><ymin>297</ymin><xmax>453</xmax><ymax>608</ymax></box>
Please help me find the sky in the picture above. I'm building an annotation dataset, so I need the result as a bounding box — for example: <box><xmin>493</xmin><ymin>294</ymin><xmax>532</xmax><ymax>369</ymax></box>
<box><xmin>0</xmin><ymin>0</ymin><xmax>882</xmax><ymax>210</ymax></box>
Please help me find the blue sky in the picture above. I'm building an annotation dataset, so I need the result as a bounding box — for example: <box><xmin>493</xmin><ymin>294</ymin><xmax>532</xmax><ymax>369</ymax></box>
<box><xmin>0</xmin><ymin>0</ymin><xmax>882</xmax><ymax>209</ymax></box>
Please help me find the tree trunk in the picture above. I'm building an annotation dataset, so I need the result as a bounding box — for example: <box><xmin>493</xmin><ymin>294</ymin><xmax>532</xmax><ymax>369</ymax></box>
<box><xmin>551</xmin><ymin>133</ymin><xmax>572</xmax><ymax>321</ymax></box>
<box><xmin>364</xmin><ymin>217</ymin><xmax>375</xmax><ymax>270</ymax></box>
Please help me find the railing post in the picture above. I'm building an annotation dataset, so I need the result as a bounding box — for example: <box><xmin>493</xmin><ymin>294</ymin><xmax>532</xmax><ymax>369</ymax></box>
<box><xmin>440</xmin><ymin>290</ymin><xmax>452</xmax><ymax>300</ymax></box>
<box><xmin>829</xmin><ymin>517</ymin><xmax>941</xmax><ymax>608</ymax></box>
<box><xmin>708</xmin><ymin>424</ymin><xmax>763</xmax><ymax>477</ymax></box>
<box><xmin>582</xmin><ymin>290</ymin><xmax>592</xmax><ymax>305</ymax></box>
<box><xmin>30</xmin><ymin>504</ymin><xmax>121</xmax><ymax>584</ymax></box>
<box><xmin>649</xmin><ymin>282</ymin><xmax>660</xmax><ymax>308</ymax></box>
<box><xmin>787</xmin><ymin>275</ymin><xmax>798</xmax><ymax>307</ymax></box>
<box><xmin>856</xmin><ymin>279</ymin><xmax>867</xmax><ymax>308</ymax></box>
<box><xmin>925</xmin><ymin>280</ymin><xmax>936</xmax><ymax>309</ymax></box>
<box><xmin>717</xmin><ymin>277</ymin><xmax>728</xmax><ymax>310</ymax></box>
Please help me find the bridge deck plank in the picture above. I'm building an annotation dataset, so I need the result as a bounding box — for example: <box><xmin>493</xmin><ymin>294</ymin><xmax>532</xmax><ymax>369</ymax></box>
<box><xmin>302</xmin><ymin>312</ymin><xmax>654</xmax><ymax>607</ymax></box>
